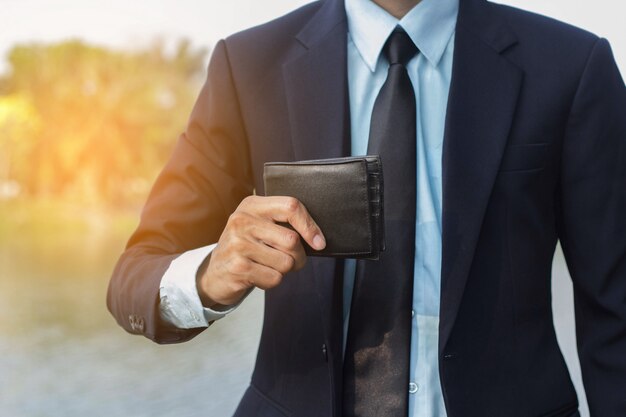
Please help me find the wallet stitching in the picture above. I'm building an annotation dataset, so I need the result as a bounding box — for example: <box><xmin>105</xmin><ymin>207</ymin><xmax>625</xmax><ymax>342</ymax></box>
<box><xmin>361</xmin><ymin>160</ymin><xmax>373</xmax><ymax>254</ymax></box>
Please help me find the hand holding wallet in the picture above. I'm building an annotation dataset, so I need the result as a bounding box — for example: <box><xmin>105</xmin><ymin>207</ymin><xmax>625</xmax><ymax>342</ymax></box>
<box><xmin>263</xmin><ymin>156</ymin><xmax>385</xmax><ymax>259</ymax></box>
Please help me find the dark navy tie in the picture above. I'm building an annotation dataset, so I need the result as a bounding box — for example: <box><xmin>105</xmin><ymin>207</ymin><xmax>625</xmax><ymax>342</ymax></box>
<box><xmin>343</xmin><ymin>27</ymin><xmax>418</xmax><ymax>417</ymax></box>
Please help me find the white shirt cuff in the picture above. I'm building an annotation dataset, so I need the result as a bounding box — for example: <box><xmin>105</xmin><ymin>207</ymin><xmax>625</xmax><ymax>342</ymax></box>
<box><xmin>159</xmin><ymin>244</ymin><xmax>242</xmax><ymax>329</ymax></box>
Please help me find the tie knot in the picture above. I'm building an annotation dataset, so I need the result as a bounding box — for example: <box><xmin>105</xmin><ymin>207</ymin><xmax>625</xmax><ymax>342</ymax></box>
<box><xmin>383</xmin><ymin>28</ymin><xmax>418</xmax><ymax>66</ymax></box>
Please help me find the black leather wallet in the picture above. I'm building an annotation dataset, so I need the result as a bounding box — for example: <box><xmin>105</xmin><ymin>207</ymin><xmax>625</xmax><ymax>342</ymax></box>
<box><xmin>263</xmin><ymin>156</ymin><xmax>385</xmax><ymax>259</ymax></box>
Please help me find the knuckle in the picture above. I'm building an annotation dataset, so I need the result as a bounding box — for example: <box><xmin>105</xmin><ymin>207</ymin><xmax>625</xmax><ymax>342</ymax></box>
<box><xmin>284</xmin><ymin>197</ymin><xmax>300</xmax><ymax>214</ymax></box>
<box><xmin>279</xmin><ymin>255</ymin><xmax>295</xmax><ymax>274</ymax></box>
<box><xmin>240</xmin><ymin>195</ymin><xmax>256</xmax><ymax>208</ymax></box>
<box><xmin>228</xmin><ymin>211</ymin><xmax>246</xmax><ymax>228</ymax></box>
<box><xmin>256</xmin><ymin>270</ymin><xmax>283</xmax><ymax>290</ymax></box>
<box><xmin>229</xmin><ymin>236</ymin><xmax>247</xmax><ymax>254</ymax></box>
<box><xmin>283</xmin><ymin>230</ymin><xmax>300</xmax><ymax>249</ymax></box>
<box><xmin>229</xmin><ymin>256</ymin><xmax>250</xmax><ymax>275</ymax></box>
<box><xmin>268</xmin><ymin>270</ymin><xmax>283</xmax><ymax>287</ymax></box>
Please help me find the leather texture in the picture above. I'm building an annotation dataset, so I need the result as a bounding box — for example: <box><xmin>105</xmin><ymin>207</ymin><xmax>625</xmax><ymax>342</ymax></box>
<box><xmin>264</xmin><ymin>156</ymin><xmax>384</xmax><ymax>259</ymax></box>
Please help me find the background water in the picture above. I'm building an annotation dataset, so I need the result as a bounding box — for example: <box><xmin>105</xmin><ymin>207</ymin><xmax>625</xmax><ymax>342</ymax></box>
<box><xmin>0</xmin><ymin>232</ymin><xmax>588</xmax><ymax>416</ymax></box>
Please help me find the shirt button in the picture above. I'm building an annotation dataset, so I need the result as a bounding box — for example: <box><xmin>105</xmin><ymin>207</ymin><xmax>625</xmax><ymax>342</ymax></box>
<box><xmin>409</xmin><ymin>382</ymin><xmax>419</xmax><ymax>394</ymax></box>
<box><xmin>411</xmin><ymin>309</ymin><xmax>415</xmax><ymax>318</ymax></box>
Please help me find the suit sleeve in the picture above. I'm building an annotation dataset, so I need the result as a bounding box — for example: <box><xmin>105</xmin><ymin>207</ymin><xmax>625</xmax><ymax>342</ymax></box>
<box><xmin>557</xmin><ymin>38</ymin><xmax>626</xmax><ymax>416</ymax></box>
<box><xmin>106</xmin><ymin>39</ymin><xmax>254</xmax><ymax>344</ymax></box>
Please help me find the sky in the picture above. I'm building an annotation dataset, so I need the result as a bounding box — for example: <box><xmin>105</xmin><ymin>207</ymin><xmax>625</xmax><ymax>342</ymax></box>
<box><xmin>1</xmin><ymin>0</ymin><xmax>625</xmax><ymax>74</ymax></box>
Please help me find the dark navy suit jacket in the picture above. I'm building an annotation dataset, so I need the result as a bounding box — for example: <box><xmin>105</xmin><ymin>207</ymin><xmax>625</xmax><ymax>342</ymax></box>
<box><xmin>107</xmin><ymin>0</ymin><xmax>626</xmax><ymax>415</ymax></box>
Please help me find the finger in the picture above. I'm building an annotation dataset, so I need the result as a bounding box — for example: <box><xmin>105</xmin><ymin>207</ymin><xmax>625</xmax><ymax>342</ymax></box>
<box><xmin>244</xmin><ymin>238</ymin><xmax>297</xmax><ymax>275</ymax></box>
<box><xmin>246</xmin><ymin>220</ymin><xmax>308</xmax><ymax>270</ymax></box>
<box><xmin>226</xmin><ymin>210</ymin><xmax>307</xmax><ymax>269</ymax></box>
<box><xmin>284</xmin><ymin>234</ymin><xmax>307</xmax><ymax>271</ymax></box>
<box><xmin>248</xmin><ymin>196</ymin><xmax>326</xmax><ymax>251</ymax></box>
<box><xmin>245</xmin><ymin>218</ymin><xmax>299</xmax><ymax>251</ymax></box>
<box><xmin>226</xmin><ymin>210</ymin><xmax>292</xmax><ymax>252</ymax></box>
<box><xmin>250</xmin><ymin>263</ymin><xmax>284</xmax><ymax>290</ymax></box>
<box><xmin>228</xmin><ymin>255</ymin><xmax>284</xmax><ymax>291</ymax></box>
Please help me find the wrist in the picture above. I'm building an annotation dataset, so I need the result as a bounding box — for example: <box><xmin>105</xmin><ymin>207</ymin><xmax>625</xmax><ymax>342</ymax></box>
<box><xmin>196</xmin><ymin>253</ymin><xmax>220</xmax><ymax>308</ymax></box>
<box><xmin>196</xmin><ymin>252</ymin><xmax>242</xmax><ymax>310</ymax></box>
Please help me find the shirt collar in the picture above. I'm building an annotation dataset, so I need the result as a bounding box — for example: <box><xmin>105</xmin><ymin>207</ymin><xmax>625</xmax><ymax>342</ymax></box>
<box><xmin>345</xmin><ymin>0</ymin><xmax>459</xmax><ymax>71</ymax></box>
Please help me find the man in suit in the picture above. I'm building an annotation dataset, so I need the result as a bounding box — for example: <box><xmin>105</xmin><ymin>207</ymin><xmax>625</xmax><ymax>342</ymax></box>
<box><xmin>107</xmin><ymin>0</ymin><xmax>626</xmax><ymax>415</ymax></box>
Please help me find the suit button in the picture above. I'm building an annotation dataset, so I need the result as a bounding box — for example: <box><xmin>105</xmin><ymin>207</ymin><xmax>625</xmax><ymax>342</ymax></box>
<box><xmin>129</xmin><ymin>314</ymin><xmax>145</xmax><ymax>333</ymax></box>
<box><xmin>321</xmin><ymin>343</ymin><xmax>328</xmax><ymax>361</ymax></box>
<box><xmin>136</xmin><ymin>317</ymin><xmax>145</xmax><ymax>333</ymax></box>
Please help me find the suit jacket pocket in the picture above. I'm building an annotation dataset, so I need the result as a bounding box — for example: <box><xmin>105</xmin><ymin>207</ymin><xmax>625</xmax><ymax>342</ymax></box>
<box><xmin>499</xmin><ymin>142</ymin><xmax>551</xmax><ymax>173</ymax></box>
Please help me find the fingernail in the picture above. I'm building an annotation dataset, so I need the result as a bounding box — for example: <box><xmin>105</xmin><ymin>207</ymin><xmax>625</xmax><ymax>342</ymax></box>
<box><xmin>313</xmin><ymin>234</ymin><xmax>326</xmax><ymax>250</ymax></box>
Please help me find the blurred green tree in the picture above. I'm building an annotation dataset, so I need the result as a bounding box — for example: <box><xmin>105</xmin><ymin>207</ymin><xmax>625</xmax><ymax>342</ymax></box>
<box><xmin>0</xmin><ymin>39</ymin><xmax>208</xmax><ymax>205</ymax></box>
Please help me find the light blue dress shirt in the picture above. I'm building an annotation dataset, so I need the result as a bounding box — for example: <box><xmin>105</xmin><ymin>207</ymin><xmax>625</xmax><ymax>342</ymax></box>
<box><xmin>344</xmin><ymin>0</ymin><xmax>458</xmax><ymax>415</ymax></box>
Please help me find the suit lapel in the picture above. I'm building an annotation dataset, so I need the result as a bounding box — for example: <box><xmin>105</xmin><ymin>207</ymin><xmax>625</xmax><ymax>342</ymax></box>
<box><xmin>283</xmin><ymin>0</ymin><xmax>349</xmax><ymax>409</ymax></box>
<box><xmin>283</xmin><ymin>0</ymin><xmax>350</xmax><ymax>162</ymax></box>
<box><xmin>439</xmin><ymin>0</ymin><xmax>522</xmax><ymax>353</ymax></box>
